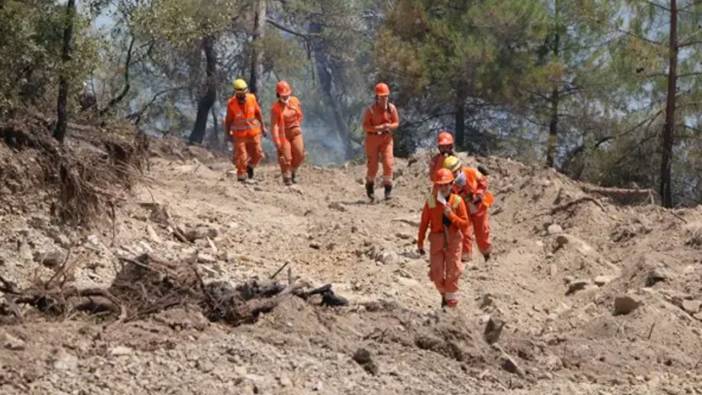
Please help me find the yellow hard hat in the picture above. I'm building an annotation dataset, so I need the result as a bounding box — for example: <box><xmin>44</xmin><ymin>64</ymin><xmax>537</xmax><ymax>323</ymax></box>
<box><xmin>443</xmin><ymin>155</ymin><xmax>462</xmax><ymax>173</ymax></box>
<box><xmin>232</xmin><ymin>79</ymin><xmax>248</xmax><ymax>91</ymax></box>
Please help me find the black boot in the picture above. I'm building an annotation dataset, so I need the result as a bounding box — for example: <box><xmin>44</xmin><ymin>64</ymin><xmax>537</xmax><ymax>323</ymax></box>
<box><xmin>483</xmin><ymin>252</ymin><xmax>491</xmax><ymax>262</ymax></box>
<box><xmin>283</xmin><ymin>177</ymin><xmax>292</xmax><ymax>186</ymax></box>
<box><xmin>291</xmin><ymin>171</ymin><xmax>297</xmax><ymax>184</ymax></box>
<box><xmin>384</xmin><ymin>184</ymin><xmax>393</xmax><ymax>200</ymax></box>
<box><xmin>365</xmin><ymin>182</ymin><xmax>375</xmax><ymax>201</ymax></box>
<box><xmin>441</xmin><ymin>295</ymin><xmax>448</xmax><ymax>308</ymax></box>
<box><xmin>246</xmin><ymin>165</ymin><xmax>254</xmax><ymax>179</ymax></box>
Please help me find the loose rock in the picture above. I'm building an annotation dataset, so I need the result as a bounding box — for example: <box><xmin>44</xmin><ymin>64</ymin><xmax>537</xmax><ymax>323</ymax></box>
<box><xmin>3</xmin><ymin>332</ymin><xmax>26</xmax><ymax>351</ymax></box>
<box><xmin>614</xmin><ymin>295</ymin><xmax>642</xmax><ymax>315</ymax></box>
<box><xmin>566</xmin><ymin>279</ymin><xmax>590</xmax><ymax>295</ymax></box>
<box><xmin>484</xmin><ymin>317</ymin><xmax>505</xmax><ymax>345</ymax></box>
<box><xmin>547</xmin><ymin>224</ymin><xmax>563</xmax><ymax>235</ymax></box>
<box><xmin>646</xmin><ymin>268</ymin><xmax>669</xmax><ymax>287</ymax></box>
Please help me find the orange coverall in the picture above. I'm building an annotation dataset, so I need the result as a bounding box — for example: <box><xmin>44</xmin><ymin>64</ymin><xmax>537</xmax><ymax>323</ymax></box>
<box><xmin>271</xmin><ymin>96</ymin><xmax>304</xmax><ymax>179</ymax></box>
<box><xmin>225</xmin><ymin>93</ymin><xmax>264</xmax><ymax>179</ymax></box>
<box><xmin>429</xmin><ymin>153</ymin><xmax>448</xmax><ymax>182</ymax></box>
<box><xmin>418</xmin><ymin>192</ymin><xmax>470</xmax><ymax>304</ymax></box>
<box><xmin>453</xmin><ymin>167</ymin><xmax>494</xmax><ymax>258</ymax></box>
<box><xmin>362</xmin><ymin>102</ymin><xmax>399</xmax><ymax>186</ymax></box>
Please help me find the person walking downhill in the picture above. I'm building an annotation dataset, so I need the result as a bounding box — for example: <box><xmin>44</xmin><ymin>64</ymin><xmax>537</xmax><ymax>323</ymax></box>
<box><xmin>428</xmin><ymin>131</ymin><xmax>456</xmax><ymax>181</ymax></box>
<box><xmin>443</xmin><ymin>155</ymin><xmax>494</xmax><ymax>262</ymax></box>
<box><xmin>270</xmin><ymin>80</ymin><xmax>305</xmax><ymax>186</ymax></box>
<box><xmin>224</xmin><ymin>78</ymin><xmax>267</xmax><ymax>182</ymax></box>
<box><xmin>417</xmin><ymin>168</ymin><xmax>470</xmax><ymax>308</ymax></box>
<box><xmin>362</xmin><ymin>82</ymin><xmax>399</xmax><ymax>201</ymax></box>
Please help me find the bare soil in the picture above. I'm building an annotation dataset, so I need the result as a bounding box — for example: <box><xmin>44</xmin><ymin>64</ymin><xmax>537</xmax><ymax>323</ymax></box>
<box><xmin>1</xmin><ymin>131</ymin><xmax>702</xmax><ymax>394</ymax></box>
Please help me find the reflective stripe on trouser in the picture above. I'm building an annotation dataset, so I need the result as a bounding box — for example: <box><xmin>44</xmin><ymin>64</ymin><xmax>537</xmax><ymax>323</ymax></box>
<box><xmin>462</xmin><ymin>221</ymin><xmax>474</xmax><ymax>260</ymax></box>
<box><xmin>469</xmin><ymin>206</ymin><xmax>491</xmax><ymax>254</ymax></box>
<box><xmin>365</xmin><ymin>134</ymin><xmax>393</xmax><ymax>185</ymax></box>
<box><xmin>232</xmin><ymin>135</ymin><xmax>263</xmax><ymax>177</ymax></box>
<box><xmin>277</xmin><ymin>127</ymin><xmax>304</xmax><ymax>177</ymax></box>
<box><xmin>428</xmin><ymin>230</ymin><xmax>464</xmax><ymax>297</ymax></box>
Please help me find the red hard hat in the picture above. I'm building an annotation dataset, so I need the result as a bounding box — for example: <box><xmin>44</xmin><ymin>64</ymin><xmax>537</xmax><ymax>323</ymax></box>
<box><xmin>375</xmin><ymin>82</ymin><xmax>390</xmax><ymax>96</ymax></box>
<box><xmin>437</xmin><ymin>131</ymin><xmax>454</xmax><ymax>146</ymax></box>
<box><xmin>434</xmin><ymin>168</ymin><xmax>455</xmax><ymax>185</ymax></box>
<box><xmin>276</xmin><ymin>80</ymin><xmax>292</xmax><ymax>96</ymax></box>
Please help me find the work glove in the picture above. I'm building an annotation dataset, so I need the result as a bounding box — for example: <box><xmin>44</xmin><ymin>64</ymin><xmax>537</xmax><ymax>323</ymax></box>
<box><xmin>442</xmin><ymin>214</ymin><xmax>452</xmax><ymax>227</ymax></box>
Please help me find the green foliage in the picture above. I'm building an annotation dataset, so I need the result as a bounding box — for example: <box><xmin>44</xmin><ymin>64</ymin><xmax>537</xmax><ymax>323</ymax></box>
<box><xmin>0</xmin><ymin>0</ymin><xmax>98</xmax><ymax>114</ymax></box>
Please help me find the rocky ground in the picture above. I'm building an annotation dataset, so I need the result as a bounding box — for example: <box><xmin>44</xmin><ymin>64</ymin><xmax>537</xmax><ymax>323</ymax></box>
<box><xmin>1</xmin><ymin>134</ymin><xmax>702</xmax><ymax>394</ymax></box>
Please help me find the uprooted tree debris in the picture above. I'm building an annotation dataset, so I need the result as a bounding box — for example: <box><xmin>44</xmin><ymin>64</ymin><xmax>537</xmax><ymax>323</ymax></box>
<box><xmin>0</xmin><ymin>116</ymin><xmax>148</xmax><ymax>224</ymax></box>
<box><xmin>0</xmin><ymin>254</ymin><xmax>348</xmax><ymax>327</ymax></box>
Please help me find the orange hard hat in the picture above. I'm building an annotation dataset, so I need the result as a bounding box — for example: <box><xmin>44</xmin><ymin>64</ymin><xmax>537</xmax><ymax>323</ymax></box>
<box><xmin>276</xmin><ymin>80</ymin><xmax>292</xmax><ymax>96</ymax></box>
<box><xmin>437</xmin><ymin>131</ymin><xmax>454</xmax><ymax>146</ymax></box>
<box><xmin>434</xmin><ymin>168</ymin><xmax>455</xmax><ymax>185</ymax></box>
<box><xmin>375</xmin><ymin>82</ymin><xmax>390</xmax><ymax>96</ymax></box>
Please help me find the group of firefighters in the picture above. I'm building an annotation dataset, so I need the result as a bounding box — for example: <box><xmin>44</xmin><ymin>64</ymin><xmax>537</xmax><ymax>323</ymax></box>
<box><xmin>224</xmin><ymin>78</ymin><xmax>493</xmax><ymax>308</ymax></box>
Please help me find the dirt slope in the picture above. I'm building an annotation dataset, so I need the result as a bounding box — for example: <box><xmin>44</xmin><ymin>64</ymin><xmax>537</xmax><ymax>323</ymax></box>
<box><xmin>1</xmin><ymin>138</ymin><xmax>702</xmax><ymax>394</ymax></box>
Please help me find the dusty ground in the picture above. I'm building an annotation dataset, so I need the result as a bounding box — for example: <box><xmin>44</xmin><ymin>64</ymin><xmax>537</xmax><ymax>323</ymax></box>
<box><xmin>2</xmin><ymin>135</ymin><xmax>702</xmax><ymax>394</ymax></box>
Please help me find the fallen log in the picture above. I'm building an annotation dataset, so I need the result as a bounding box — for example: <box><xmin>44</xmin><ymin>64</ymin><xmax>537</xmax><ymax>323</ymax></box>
<box><xmin>581</xmin><ymin>185</ymin><xmax>656</xmax><ymax>205</ymax></box>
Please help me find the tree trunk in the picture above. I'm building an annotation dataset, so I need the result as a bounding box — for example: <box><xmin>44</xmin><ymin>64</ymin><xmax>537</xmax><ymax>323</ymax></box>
<box><xmin>53</xmin><ymin>0</ymin><xmax>76</xmax><ymax>143</ymax></box>
<box><xmin>189</xmin><ymin>35</ymin><xmax>217</xmax><ymax>145</ymax></box>
<box><xmin>546</xmin><ymin>86</ymin><xmax>560</xmax><ymax>167</ymax></box>
<box><xmin>545</xmin><ymin>0</ymin><xmax>560</xmax><ymax>168</ymax></box>
<box><xmin>309</xmin><ymin>20</ymin><xmax>352</xmax><ymax>159</ymax></box>
<box><xmin>248</xmin><ymin>0</ymin><xmax>267</xmax><ymax>95</ymax></box>
<box><xmin>454</xmin><ymin>87</ymin><xmax>467</xmax><ymax>149</ymax></box>
<box><xmin>207</xmin><ymin>104</ymin><xmax>222</xmax><ymax>150</ymax></box>
<box><xmin>660</xmin><ymin>0</ymin><xmax>677</xmax><ymax>208</ymax></box>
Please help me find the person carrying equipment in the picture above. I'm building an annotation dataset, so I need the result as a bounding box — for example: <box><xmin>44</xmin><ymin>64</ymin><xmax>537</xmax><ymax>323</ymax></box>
<box><xmin>362</xmin><ymin>82</ymin><xmax>399</xmax><ymax>201</ymax></box>
<box><xmin>417</xmin><ymin>168</ymin><xmax>470</xmax><ymax>308</ymax></box>
<box><xmin>270</xmin><ymin>80</ymin><xmax>305</xmax><ymax>186</ymax></box>
<box><xmin>224</xmin><ymin>78</ymin><xmax>267</xmax><ymax>182</ymax></box>
<box><xmin>443</xmin><ymin>155</ymin><xmax>494</xmax><ymax>262</ymax></box>
<box><xmin>428</xmin><ymin>131</ymin><xmax>455</xmax><ymax>181</ymax></box>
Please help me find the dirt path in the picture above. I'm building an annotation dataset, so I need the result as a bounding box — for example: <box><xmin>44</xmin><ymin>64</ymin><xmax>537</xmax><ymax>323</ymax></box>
<box><xmin>2</xmin><ymin>144</ymin><xmax>702</xmax><ymax>394</ymax></box>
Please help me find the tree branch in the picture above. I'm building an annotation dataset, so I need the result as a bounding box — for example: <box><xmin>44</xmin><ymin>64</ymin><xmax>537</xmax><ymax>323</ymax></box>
<box><xmin>679</xmin><ymin>39</ymin><xmax>702</xmax><ymax>48</ymax></box>
<box><xmin>643</xmin><ymin>0</ymin><xmax>672</xmax><ymax>12</ymax></box>
<box><xmin>100</xmin><ymin>35</ymin><xmax>136</xmax><ymax>116</ymax></box>
<box><xmin>265</xmin><ymin>18</ymin><xmax>314</xmax><ymax>39</ymax></box>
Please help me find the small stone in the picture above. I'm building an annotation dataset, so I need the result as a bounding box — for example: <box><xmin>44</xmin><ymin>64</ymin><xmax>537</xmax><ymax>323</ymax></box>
<box><xmin>36</xmin><ymin>250</ymin><xmax>66</xmax><ymax>268</ymax></box>
<box><xmin>594</xmin><ymin>275</ymin><xmax>615</xmax><ymax>286</ymax></box>
<box><xmin>352</xmin><ymin>348</ymin><xmax>378</xmax><ymax>375</ymax></box>
<box><xmin>646</xmin><ymin>268</ymin><xmax>669</xmax><ymax>287</ymax></box>
<box><xmin>501</xmin><ymin>353</ymin><xmax>525</xmax><ymax>378</ymax></box>
<box><xmin>555</xmin><ymin>235</ymin><xmax>569</xmax><ymax>248</ymax></box>
<box><xmin>197</xmin><ymin>253</ymin><xmax>217</xmax><ymax>264</ymax></box>
<box><xmin>86</xmin><ymin>234</ymin><xmax>101</xmax><ymax>247</ymax></box>
<box><xmin>52</xmin><ymin>349</ymin><xmax>78</xmax><ymax>371</ymax></box>
<box><xmin>3</xmin><ymin>333</ymin><xmax>26</xmax><ymax>351</ymax></box>
<box><xmin>278</xmin><ymin>374</ymin><xmax>292</xmax><ymax>387</ymax></box>
<box><xmin>379</xmin><ymin>251</ymin><xmax>399</xmax><ymax>265</ymax></box>
<box><xmin>547</xmin><ymin>224</ymin><xmax>563</xmax><ymax>235</ymax></box>
<box><xmin>185</xmin><ymin>226</ymin><xmax>217</xmax><ymax>242</ymax></box>
<box><xmin>18</xmin><ymin>242</ymin><xmax>33</xmax><ymax>263</ymax></box>
<box><xmin>681</xmin><ymin>300</ymin><xmax>702</xmax><ymax>314</ymax></box>
<box><xmin>614</xmin><ymin>294</ymin><xmax>642</xmax><ymax>315</ymax></box>
<box><xmin>109</xmin><ymin>346</ymin><xmax>133</xmax><ymax>357</ymax></box>
<box><xmin>328</xmin><ymin>202</ymin><xmax>346</xmax><ymax>212</ymax></box>
<box><xmin>146</xmin><ymin>225</ymin><xmax>162</xmax><ymax>243</ymax></box>
<box><xmin>567</xmin><ymin>279</ymin><xmax>590</xmax><ymax>295</ymax></box>
<box><xmin>484</xmin><ymin>317</ymin><xmax>505</xmax><ymax>345</ymax></box>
